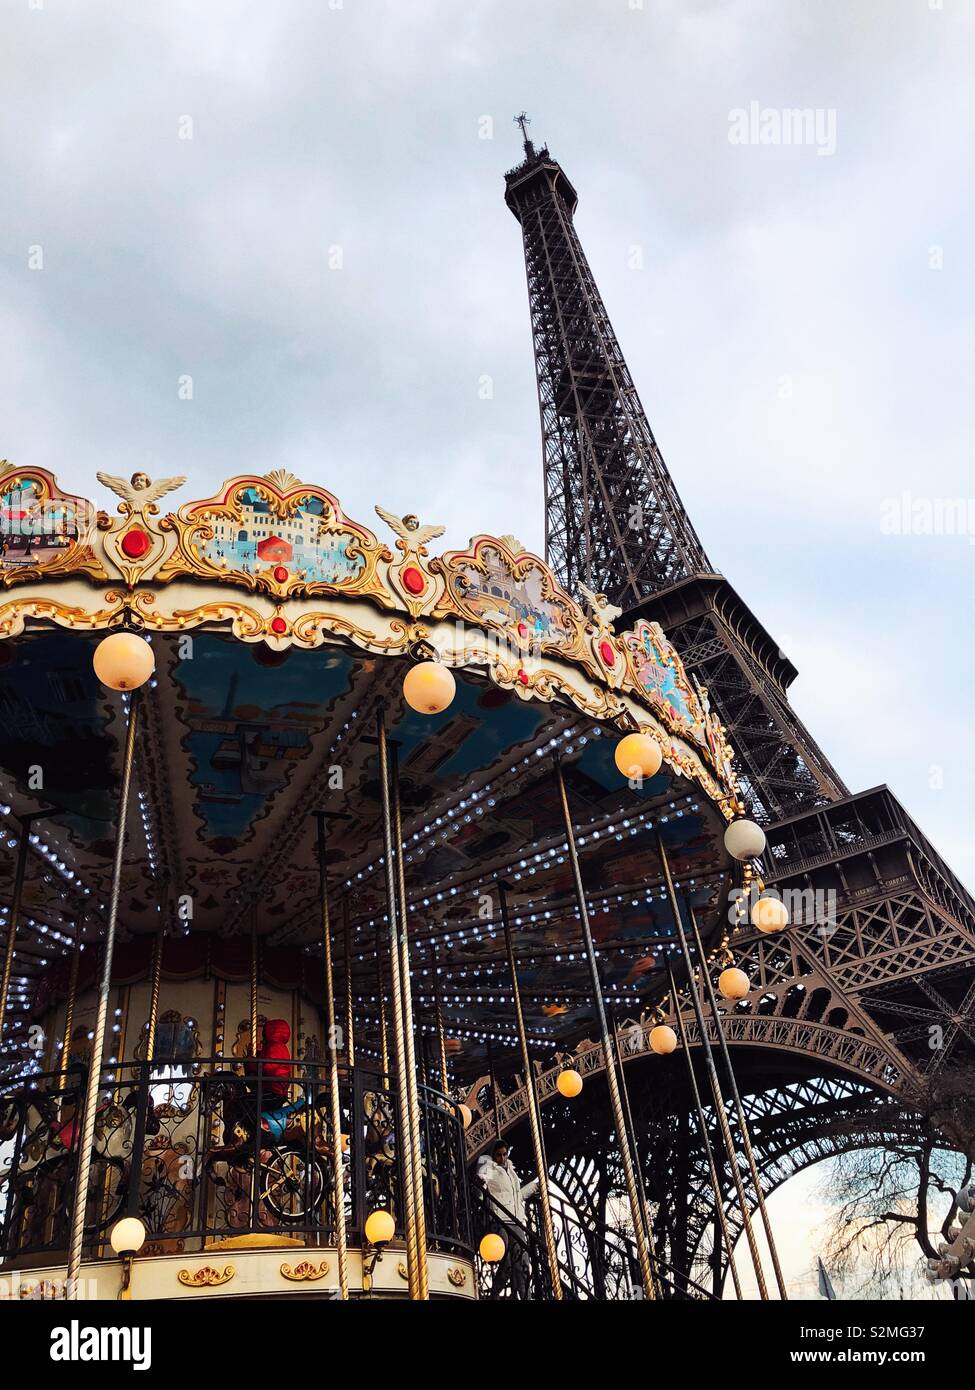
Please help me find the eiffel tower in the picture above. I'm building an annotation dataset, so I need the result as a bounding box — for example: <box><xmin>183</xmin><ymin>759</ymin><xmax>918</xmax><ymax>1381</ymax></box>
<box><xmin>497</xmin><ymin>119</ymin><xmax>975</xmax><ymax>1288</ymax></box>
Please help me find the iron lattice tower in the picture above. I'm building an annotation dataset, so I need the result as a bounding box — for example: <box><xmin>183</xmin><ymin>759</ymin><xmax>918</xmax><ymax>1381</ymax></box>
<box><xmin>504</xmin><ymin>129</ymin><xmax>975</xmax><ymax>1292</ymax></box>
<box><xmin>504</xmin><ymin>131</ymin><xmax>846</xmax><ymax>823</ymax></box>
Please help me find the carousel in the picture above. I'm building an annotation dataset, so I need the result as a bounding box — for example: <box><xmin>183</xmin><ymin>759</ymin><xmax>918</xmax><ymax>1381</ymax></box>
<box><xmin>0</xmin><ymin>463</ymin><xmax>781</xmax><ymax>1301</ymax></box>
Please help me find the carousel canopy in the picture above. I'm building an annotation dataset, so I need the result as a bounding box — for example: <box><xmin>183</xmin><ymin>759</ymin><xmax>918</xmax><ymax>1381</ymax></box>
<box><xmin>0</xmin><ymin>465</ymin><xmax>743</xmax><ymax>1074</ymax></box>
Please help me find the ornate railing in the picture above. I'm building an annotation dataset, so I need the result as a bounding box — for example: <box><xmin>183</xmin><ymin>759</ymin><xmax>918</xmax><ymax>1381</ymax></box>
<box><xmin>0</xmin><ymin>1059</ymin><xmax>472</xmax><ymax>1264</ymax></box>
<box><xmin>471</xmin><ymin>1186</ymin><xmax>714</xmax><ymax>1301</ymax></box>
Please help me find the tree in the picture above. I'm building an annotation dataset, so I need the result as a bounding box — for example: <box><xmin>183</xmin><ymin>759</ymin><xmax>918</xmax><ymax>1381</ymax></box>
<box><xmin>819</xmin><ymin>1064</ymin><xmax>975</xmax><ymax>1296</ymax></box>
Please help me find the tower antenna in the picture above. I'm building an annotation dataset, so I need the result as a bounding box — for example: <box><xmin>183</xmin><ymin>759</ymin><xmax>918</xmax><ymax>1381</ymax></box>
<box><xmin>514</xmin><ymin>111</ymin><xmax>535</xmax><ymax>160</ymax></box>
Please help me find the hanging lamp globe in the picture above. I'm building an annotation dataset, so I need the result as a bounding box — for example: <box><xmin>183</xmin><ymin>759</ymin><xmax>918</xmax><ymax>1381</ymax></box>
<box><xmin>614</xmin><ymin>732</ymin><xmax>663</xmax><ymax>781</ymax></box>
<box><xmin>479</xmin><ymin>1231</ymin><xmax>506</xmax><ymax>1263</ymax></box>
<box><xmin>751</xmin><ymin>895</ymin><xmax>789</xmax><ymax>933</ymax></box>
<box><xmin>649</xmin><ymin>1024</ymin><xmax>678</xmax><ymax>1055</ymax></box>
<box><xmin>454</xmin><ymin>1103</ymin><xmax>472</xmax><ymax>1128</ymax></box>
<box><xmin>718</xmin><ymin>967</ymin><xmax>750</xmax><ymax>1001</ymax></box>
<box><xmin>556</xmin><ymin>1068</ymin><xmax>583</xmax><ymax>1098</ymax></box>
<box><xmin>402</xmin><ymin>660</ymin><xmax>456</xmax><ymax>715</ymax></box>
<box><xmin>723</xmin><ymin>819</ymin><xmax>766</xmax><ymax>862</ymax></box>
<box><xmin>93</xmin><ymin>632</ymin><xmax>155</xmax><ymax>691</ymax></box>
<box><xmin>364</xmin><ymin>1208</ymin><xmax>395</xmax><ymax>1246</ymax></box>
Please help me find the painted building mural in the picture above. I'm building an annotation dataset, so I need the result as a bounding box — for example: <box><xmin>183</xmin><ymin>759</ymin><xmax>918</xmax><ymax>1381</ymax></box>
<box><xmin>194</xmin><ymin>488</ymin><xmax>365</xmax><ymax>584</ymax></box>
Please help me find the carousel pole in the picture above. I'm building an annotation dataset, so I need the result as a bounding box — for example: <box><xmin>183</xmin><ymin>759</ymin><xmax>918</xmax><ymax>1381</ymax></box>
<box><xmin>0</xmin><ymin>812</ymin><xmax>41</xmax><ymax>1050</ymax></box>
<box><xmin>124</xmin><ymin>924</ymin><xmax>165</xmax><ymax>1229</ymax></box>
<box><xmin>59</xmin><ymin>925</ymin><xmax>83</xmax><ymax>1075</ymax></box>
<box><xmin>145</xmin><ymin>926</ymin><xmax>164</xmax><ymax>1065</ymax></box>
<box><xmin>342</xmin><ymin>900</ymin><xmax>355</xmax><ymax>1070</ymax></box>
<box><xmin>487</xmin><ymin>1041</ymin><xmax>503</xmax><ymax>1143</ymax></box>
<box><xmin>688</xmin><ymin>903</ymin><xmax>788</xmax><ymax>1299</ymax></box>
<box><xmin>653</xmin><ymin>828</ymin><xmax>769</xmax><ymax>1299</ymax></box>
<box><xmin>390</xmin><ymin>743</ymin><xmax>429</xmax><ymax>1299</ymax></box>
<box><xmin>249</xmin><ymin>908</ymin><xmax>259</xmax><ymax>1063</ymax></box>
<box><xmin>66</xmin><ymin>693</ymin><xmax>140</xmax><ymax>1298</ymax></box>
<box><xmin>665</xmin><ymin>964</ymin><xmax>743</xmax><ymax>1299</ymax></box>
<box><xmin>498</xmin><ymin>882</ymin><xmax>563</xmax><ymax>1299</ymax></box>
<box><xmin>553</xmin><ymin>755</ymin><xmax>658</xmax><ymax>1300</ymax></box>
<box><xmin>375</xmin><ymin>707</ymin><xmax>425</xmax><ymax>1300</ymax></box>
<box><xmin>315</xmin><ymin>814</ymin><xmax>349</xmax><ymax>1301</ymax></box>
<box><xmin>376</xmin><ymin>952</ymin><xmax>389</xmax><ymax>1079</ymax></box>
<box><xmin>608</xmin><ymin>1010</ymin><xmax>656</xmax><ymax>1280</ymax></box>
<box><xmin>428</xmin><ymin>942</ymin><xmax>448</xmax><ymax>1095</ymax></box>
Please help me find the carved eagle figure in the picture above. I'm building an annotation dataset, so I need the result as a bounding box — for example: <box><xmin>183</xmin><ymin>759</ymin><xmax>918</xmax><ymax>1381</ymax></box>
<box><xmin>374</xmin><ymin>505</ymin><xmax>445</xmax><ymax>548</ymax></box>
<box><xmin>577</xmin><ymin>582</ymin><xmax>623</xmax><ymax>626</ymax></box>
<box><xmin>96</xmin><ymin>471</ymin><xmax>187</xmax><ymax>507</ymax></box>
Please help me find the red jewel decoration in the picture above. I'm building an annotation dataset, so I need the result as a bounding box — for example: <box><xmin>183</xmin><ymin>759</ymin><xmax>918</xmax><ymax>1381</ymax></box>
<box><xmin>273</xmin><ymin>566</ymin><xmax>289</xmax><ymax>583</ymax></box>
<box><xmin>120</xmin><ymin>528</ymin><xmax>151</xmax><ymax>560</ymax></box>
<box><xmin>517</xmin><ymin>669</ymin><xmax>529</xmax><ymax>686</ymax></box>
<box><xmin>517</xmin><ymin>622</ymin><xmax>528</xmax><ymax>639</ymax></box>
<box><xmin>402</xmin><ymin>565</ymin><xmax>425</xmax><ymax>596</ymax></box>
<box><xmin>270</xmin><ymin>616</ymin><xmax>288</xmax><ymax>635</ymax></box>
<box><xmin>599</xmin><ymin>639</ymin><xmax>616</xmax><ymax>667</ymax></box>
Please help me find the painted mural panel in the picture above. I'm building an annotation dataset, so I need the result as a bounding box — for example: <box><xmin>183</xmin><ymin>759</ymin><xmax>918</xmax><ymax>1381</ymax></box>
<box><xmin>194</xmin><ymin>487</ymin><xmax>366</xmax><ymax>584</ymax></box>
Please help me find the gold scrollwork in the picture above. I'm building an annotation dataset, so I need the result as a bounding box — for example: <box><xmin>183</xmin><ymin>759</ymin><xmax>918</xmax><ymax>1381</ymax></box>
<box><xmin>280</xmin><ymin>1259</ymin><xmax>331</xmax><ymax>1282</ymax></box>
<box><xmin>447</xmin><ymin>1266</ymin><xmax>467</xmax><ymax>1288</ymax></box>
<box><xmin>177</xmin><ymin>1264</ymin><xmax>236</xmax><ymax>1288</ymax></box>
<box><xmin>397</xmin><ymin>1261</ymin><xmax>409</xmax><ymax>1281</ymax></box>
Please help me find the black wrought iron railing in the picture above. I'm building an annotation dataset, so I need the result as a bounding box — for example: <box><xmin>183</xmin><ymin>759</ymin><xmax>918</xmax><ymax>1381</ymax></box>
<box><xmin>471</xmin><ymin>1185</ymin><xmax>714</xmax><ymax>1300</ymax></box>
<box><xmin>0</xmin><ymin>1059</ymin><xmax>472</xmax><ymax>1264</ymax></box>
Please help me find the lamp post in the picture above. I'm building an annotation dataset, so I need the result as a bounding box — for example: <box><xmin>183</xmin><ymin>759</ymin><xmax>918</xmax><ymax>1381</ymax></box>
<box><xmin>67</xmin><ymin>633</ymin><xmax>153</xmax><ymax>1298</ymax></box>
<box><xmin>375</xmin><ymin>707</ymin><xmax>426</xmax><ymax>1300</ymax></box>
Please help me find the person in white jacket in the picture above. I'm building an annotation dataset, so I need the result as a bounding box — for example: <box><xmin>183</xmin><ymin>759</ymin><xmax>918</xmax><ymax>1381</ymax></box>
<box><xmin>476</xmin><ymin>1141</ymin><xmax>539</xmax><ymax>1297</ymax></box>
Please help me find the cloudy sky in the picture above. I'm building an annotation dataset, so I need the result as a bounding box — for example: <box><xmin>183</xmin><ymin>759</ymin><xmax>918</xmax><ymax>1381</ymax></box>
<box><xmin>3</xmin><ymin>0</ymin><xmax>972</xmax><ymax>1296</ymax></box>
<box><xmin>5</xmin><ymin>1</ymin><xmax>972</xmax><ymax>882</ymax></box>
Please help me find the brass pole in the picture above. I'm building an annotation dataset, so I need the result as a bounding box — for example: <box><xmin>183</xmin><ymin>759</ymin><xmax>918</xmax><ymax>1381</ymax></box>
<box><xmin>342</xmin><ymin>900</ymin><xmax>355</xmax><ymax>1070</ymax></box>
<box><xmin>376</xmin><ymin>952</ymin><xmax>389</xmax><ymax>1079</ymax></box>
<box><xmin>654</xmin><ymin>828</ymin><xmax>769</xmax><ymax>1299</ymax></box>
<box><xmin>487</xmin><ymin>1041</ymin><xmax>502</xmax><ymax>1142</ymax></box>
<box><xmin>608</xmin><ymin>1010</ymin><xmax>657</xmax><ymax>1283</ymax></box>
<box><xmin>59</xmin><ymin>927</ymin><xmax>83</xmax><ymax>1075</ymax></box>
<box><xmin>390</xmin><ymin>744</ymin><xmax>429</xmax><ymax>1299</ymax></box>
<box><xmin>429</xmin><ymin>942</ymin><xmax>448</xmax><ymax>1095</ymax></box>
<box><xmin>249</xmin><ymin>910</ymin><xmax>259</xmax><ymax>1062</ymax></box>
<box><xmin>0</xmin><ymin>813</ymin><xmax>39</xmax><ymax>1047</ymax></box>
<box><xmin>144</xmin><ymin>927</ymin><xmax>164</xmax><ymax>1066</ymax></box>
<box><xmin>554</xmin><ymin>755</ymin><xmax>658</xmax><ymax>1300</ymax></box>
<box><xmin>666</xmin><ymin>965</ymin><xmax>743</xmax><ymax>1299</ymax></box>
<box><xmin>688</xmin><ymin>903</ymin><xmax>788</xmax><ymax>1299</ymax></box>
<box><xmin>66</xmin><ymin>693</ymin><xmax>140</xmax><ymax>1297</ymax></box>
<box><xmin>316</xmin><ymin>814</ymin><xmax>349</xmax><ymax>1300</ymax></box>
<box><xmin>376</xmin><ymin>707</ymin><xmax>424</xmax><ymax>1299</ymax></box>
<box><xmin>498</xmin><ymin>882</ymin><xmax>563</xmax><ymax>1299</ymax></box>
